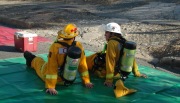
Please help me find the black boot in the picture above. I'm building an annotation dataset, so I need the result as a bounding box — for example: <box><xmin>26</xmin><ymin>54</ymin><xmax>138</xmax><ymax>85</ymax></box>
<box><xmin>23</xmin><ymin>51</ymin><xmax>36</xmax><ymax>67</ymax></box>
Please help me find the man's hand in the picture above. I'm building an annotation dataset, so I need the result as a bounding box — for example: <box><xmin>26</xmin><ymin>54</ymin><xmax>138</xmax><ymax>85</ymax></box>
<box><xmin>85</xmin><ymin>82</ymin><xmax>94</xmax><ymax>88</ymax></box>
<box><xmin>46</xmin><ymin>88</ymin><xmax>58</xmax><ymax>95</ymax></box>
<box><xmin>104</xmin><ymin>81</ymin><xmax>113</xmax><ymax>87</ymax></box>
<box><xmin>140</xmin><ymin>73</ymin><xmax>148</xmax><ymax>78</ymax></box>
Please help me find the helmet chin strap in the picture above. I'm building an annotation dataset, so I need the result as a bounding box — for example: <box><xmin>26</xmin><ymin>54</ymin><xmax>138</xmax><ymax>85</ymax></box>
<box><xmin>63</xmin><ymin>37</ymin><xmax>75</xmax><ymax>41</ymax></box>
<box><xmin>109</xmin><ymin>32</ymin><xmax>115</xmax><ymax>38</ymax></box>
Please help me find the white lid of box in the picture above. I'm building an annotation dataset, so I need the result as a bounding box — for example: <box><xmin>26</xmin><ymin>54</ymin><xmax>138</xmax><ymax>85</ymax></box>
<box><xmin>15</xmin><ymin>31</ymin><xmax>37</xmax><ymax>37</ymax></box>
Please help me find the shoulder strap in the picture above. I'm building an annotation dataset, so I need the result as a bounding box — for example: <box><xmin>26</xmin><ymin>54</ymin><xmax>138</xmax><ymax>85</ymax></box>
<box><xmin>108</xmin><ymin>38</ymin><xmax>125</xmax><ymax>55</ymax></box>
<box><xmin>56</xmin><ymin>41</ymin><xmax>77</xmax><ymax>85</ymax></box>
<box><xmin>109</xmin><ymin>38</ymin><xmax>124</xmax><ymax>44</ymax></box>
<box><xmin>108</xmin><ymin>38</ymin><xmax>125</xmax><ymax>73</ymax></box>
<box><xmin>55</xmin><ymin>41</ymin><xmax>76</xmax><ymax>48</ymax></box>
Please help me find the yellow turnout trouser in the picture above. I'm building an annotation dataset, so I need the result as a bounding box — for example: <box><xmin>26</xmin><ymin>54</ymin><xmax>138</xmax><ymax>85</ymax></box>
<box><xmin>31</xmin><ymin>57</ymin><xmax>47</xmax><ymax>81</ymax></box>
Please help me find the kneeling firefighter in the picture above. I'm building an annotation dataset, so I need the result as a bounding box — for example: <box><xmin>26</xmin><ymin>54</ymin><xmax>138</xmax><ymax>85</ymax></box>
<box><xmin>86</xmin><ymin>22</ymin><xmax>147</xmax><ymax>98</ymax></box>
<box><xmin>24</xmin><ymin>23</ymin><xmax>93</xmax><ymax>95</ymax></box>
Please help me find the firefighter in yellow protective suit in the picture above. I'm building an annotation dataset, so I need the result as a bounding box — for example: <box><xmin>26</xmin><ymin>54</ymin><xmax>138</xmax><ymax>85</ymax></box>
<box><xmin>86</xmin><ymin>22</ymin><xmax>147</xmax><ymax>98</ymax></box>
<box><xmin>24</xmin><ymin>23</ymin><xmax>93</xmax><ymax>95</ymax></box>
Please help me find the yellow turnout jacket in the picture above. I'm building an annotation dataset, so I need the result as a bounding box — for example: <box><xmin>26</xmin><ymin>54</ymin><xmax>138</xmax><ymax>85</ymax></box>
<box><xmin>31</xmin><ymin>39</ymin><xmax>90</xmax><ymax>89</ymax></box>
<box><xmin>86</xmin><ymin>36</ymin><xmax>141</xmax><ymax>83</ymax></box>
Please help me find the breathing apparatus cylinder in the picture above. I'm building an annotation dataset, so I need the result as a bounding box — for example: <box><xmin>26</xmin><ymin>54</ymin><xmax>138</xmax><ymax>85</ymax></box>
<box><xmin>63</xmin><ymin>46</ymin><xmax>81</xmax><ymax>81</ymax></box>
<box><xmin>120</xmin><ymin>41</ymin><xmax>136</xmax><ymax>73</ymax></box>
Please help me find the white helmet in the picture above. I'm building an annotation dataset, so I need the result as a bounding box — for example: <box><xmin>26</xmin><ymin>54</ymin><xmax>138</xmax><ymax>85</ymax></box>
<box><xmin>105</xmin><ymin>22</ymin><xmax>122</xmax><ymax>34</ymax></box>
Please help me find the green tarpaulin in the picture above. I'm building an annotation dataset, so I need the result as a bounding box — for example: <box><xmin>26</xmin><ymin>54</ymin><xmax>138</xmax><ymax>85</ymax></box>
<box><xmin>0</xmin><ymin>50</ymin><xmax>179</xmax><ymax>103</ymax></box>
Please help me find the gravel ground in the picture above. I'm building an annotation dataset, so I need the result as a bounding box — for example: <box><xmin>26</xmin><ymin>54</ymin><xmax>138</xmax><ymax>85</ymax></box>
<box><xmin>0</xmin><ymin>0</ymin><xmax>179</xmax><ymax>76</ymax></box>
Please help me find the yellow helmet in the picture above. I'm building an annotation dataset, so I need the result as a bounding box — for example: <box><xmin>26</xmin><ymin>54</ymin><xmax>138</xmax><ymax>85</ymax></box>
<box><xmin>57</xmin><ymin>23</ymin><xmax>79</xmax><ymax>39</ymax></box>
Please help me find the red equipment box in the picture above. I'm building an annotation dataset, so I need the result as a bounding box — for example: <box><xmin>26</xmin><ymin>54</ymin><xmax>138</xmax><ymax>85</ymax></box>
<box><xmin>14</xmin><ymin>31</ymin><xmax>37</xmax><ymax>52</ymax></box>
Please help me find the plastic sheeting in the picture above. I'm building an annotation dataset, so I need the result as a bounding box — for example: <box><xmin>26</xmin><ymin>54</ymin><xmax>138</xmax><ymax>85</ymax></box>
<box><xmin>0</xmin><ymin>50</ymin><xmax>179</xmax><ymax>103</ymax></box>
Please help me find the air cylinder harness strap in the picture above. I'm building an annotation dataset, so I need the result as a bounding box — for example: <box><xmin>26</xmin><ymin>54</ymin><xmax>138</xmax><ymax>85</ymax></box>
<box><xmin>55</xmin><ymin>41</ymin><xmax>77</xmax><ymax>86</ymax></box>
<box><xmin>108</xmin><ymin>38</ymin><xmax>129</xmax><ymax>81</ymax></box>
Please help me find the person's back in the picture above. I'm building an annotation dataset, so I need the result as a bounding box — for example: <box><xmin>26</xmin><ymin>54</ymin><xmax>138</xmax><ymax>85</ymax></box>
<box><xmin>86</xmin><ymin>22</ymin><xmax>147</xmax><ymax>98</ymax></box>
<box><xmin>24</xmin><ymin>23</ymin><xmax>93</xmax><ymax>95</ymax></box>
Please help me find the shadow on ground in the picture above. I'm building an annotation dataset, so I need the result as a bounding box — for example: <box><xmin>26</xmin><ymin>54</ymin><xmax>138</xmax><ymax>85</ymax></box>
<box><xmin>0</xmin><ymin>45</ymin><xmax>21</xmax><ymax>53</ymax></box>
